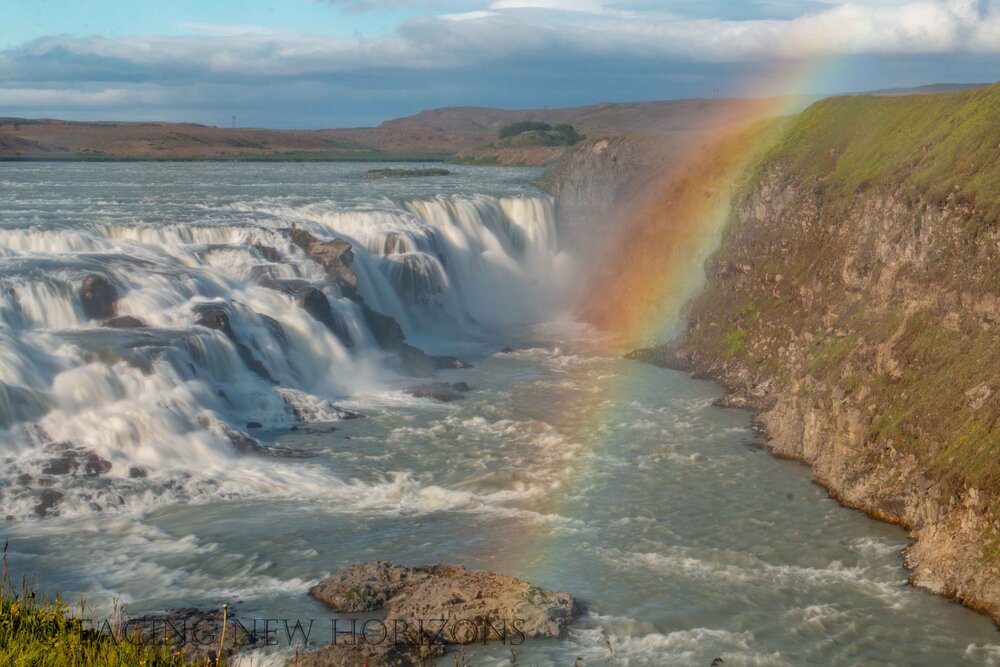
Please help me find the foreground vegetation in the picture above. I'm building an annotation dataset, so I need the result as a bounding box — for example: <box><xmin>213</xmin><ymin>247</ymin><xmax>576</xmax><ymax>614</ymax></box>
<box><xmin>0</xmin><ymin>543</ymin><xmax>194</xmax><ymax>666</ymax></box>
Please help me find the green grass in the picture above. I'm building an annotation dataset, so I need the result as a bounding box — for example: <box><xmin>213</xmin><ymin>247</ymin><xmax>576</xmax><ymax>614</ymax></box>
<box><xmin>806</xmin><ymin>334</ymin><xmax>858</xmax><ymax>377</ymax></box>
<box><xmin>357</xmin><ymin>167</ymin><xmax>451</xmax><ymax>178</ymax></box>
<box><xmin>0</xmin><ymin>543</ymin><xmax>195</xmax><ymax>666</ymax></box>
<box><xmin>753</xmin><ymin>83</ymin><xmax>1000</xmax><ymax>223</ymax></box>
<box><xmin>721</xmin><ymin>327</ymin><xmax>747</xmax><ymax>357</ymax></box>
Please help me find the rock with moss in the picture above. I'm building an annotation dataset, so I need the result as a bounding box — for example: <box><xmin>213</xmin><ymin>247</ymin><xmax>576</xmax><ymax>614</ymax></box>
<box><xmin>309</xmin><ymin>562</ymin><xmax>582</xmax><ymax>640</ymax></box>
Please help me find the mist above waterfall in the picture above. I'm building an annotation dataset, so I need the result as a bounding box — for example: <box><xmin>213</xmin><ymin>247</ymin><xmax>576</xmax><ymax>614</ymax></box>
<box><xmin>0</xmin><ymin>162</ymin><xmax>574</xmax><ymax>519</ymax></box>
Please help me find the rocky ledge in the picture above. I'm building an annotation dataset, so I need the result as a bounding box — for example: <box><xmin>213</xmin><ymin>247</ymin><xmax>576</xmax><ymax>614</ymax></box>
<box><xmin>291</xmin><ymin>561</ymin><xmax>582</xmax><ymax>665</ymax></box>
<box><xmin>630</xmin><ymin>166</ymin><xmax>1000</xmax><ymax>623</ymax></box>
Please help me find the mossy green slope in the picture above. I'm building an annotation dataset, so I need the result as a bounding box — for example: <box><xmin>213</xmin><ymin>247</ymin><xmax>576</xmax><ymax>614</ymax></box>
<box><xmin>757</xmin><ymin>82</ymin><xmax>1000</xmax><ymax>222</ymax></box>
<box><xmin>654</xmin><ymin>83</ymin><xmax>1000</xmax><ymax>618</ymax></box>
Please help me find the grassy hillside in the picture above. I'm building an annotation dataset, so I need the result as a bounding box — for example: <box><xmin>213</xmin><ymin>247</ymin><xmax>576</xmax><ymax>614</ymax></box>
<box><xmin>756</xmin><ymin>82</ymin><xmax>1000</xmax><ymax>221</ymax></box>
<box><xmin>655</xmin><ymin>83</ymin><xmax>1000</xmax><ymax>615</ymax></box>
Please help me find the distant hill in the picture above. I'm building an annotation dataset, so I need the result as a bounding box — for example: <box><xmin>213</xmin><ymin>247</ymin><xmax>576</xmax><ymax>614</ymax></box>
<box><xmin>0</xmin><ymin>118</ymin><xmax>485</xmax><ymax>161</ymax></box>
<box><xmin>860</xmin><ymin>83</ymin><xmax>989</xmax><ymax>97</ymax></box>
<box><xmin>379</xmin><ymin>97</ymin><xmax>796</xmax><ymax>136</ymax></box>
<box><xmin>0</xmin><ymin>84</ymin><xmax>986</xmax><ymax>161</ymax></box>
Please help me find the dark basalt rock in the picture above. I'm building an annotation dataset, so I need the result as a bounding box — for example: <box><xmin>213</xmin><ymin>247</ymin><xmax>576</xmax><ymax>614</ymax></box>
<box><xmin>405</xmin><ymin>382</ymin><xmax>470</xmax><ymax>402</ymax></box>
<box><xmin>80</xmin><ymin>274</ymin><xmax>118</xmax><ymax>320</ymax></box>
<box><xmin>193</xmin><ymin>302</ymin><xmax>276</xmax><ymax>383</ymax></box>
<box><xmin>289</xmin><ymin>228</ymin><xmax>358</xmax><ymax>296</ymax></box>
<box><xmin>298</xmin><ymin>286</ymin><xmax>351</xmax><ymax>344</ymax></box>
<box><xmin>101</xmin><ymin>315</ymin><xmax>146</xmax><ymax>329</ymax></box>
<box><xmin>253</xmin><ymin>244</ymin><xmax>282</xmax><ymax>262</ymax></box>
<box><xmin>258</xmin><ymin>278</ymin><xmax>351</xmax><ymax>344</ymax></box>
<box><xmin>194</xmin><ymin>302</ymin><xmax>233</xmax><ymax>334</ymax></box>
<box><xmin>357</xmin><ymin>302</ymin><xmax>469</xmax><ymax>376</ymax></box>
<box><xmin>41</xmin><ymin>444</ymin><xmax>112</xmax><ymax>477</ymax></box>
<box><xmin>34</xmin><ymin>489</ymin><xmax>64</xmax><ymax>517</ymax></box>
<box><xmin>259</xmin><ymin>314</ymin><xmax>288</xmax><ymax>351</ymax></box>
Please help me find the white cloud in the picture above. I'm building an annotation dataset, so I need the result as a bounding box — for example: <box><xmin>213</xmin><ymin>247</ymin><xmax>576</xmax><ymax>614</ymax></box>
<box><xmin>1</xmin><ymin>0</ymin><xmax>998</xmax><ymax>124</ymax></box>
<box><xmin>3</xmin><ymin>0</ymin><xmax>996</xmax><ymax>82</ymax></box>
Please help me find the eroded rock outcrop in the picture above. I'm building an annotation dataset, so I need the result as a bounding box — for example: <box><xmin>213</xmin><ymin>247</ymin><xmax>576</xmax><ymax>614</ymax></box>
<box><xmin>303</xmin><ymin>561</ymin><xmax>581</xmax><ymax>665</ymax></box>
<box><xmin>284</xmin><ymin>229</ymin><xmax>467</xmax><ymax>373</ymax></box>
<box><xmin>80</xmin><ymin>274</ymin><xmax>118</xmax><ymax>320</ymax></box>
<box><xmin>260</xmin><ymin>278</ymin><xmax>352</xmax><ymax>344</ymax></box>
<box><xmin>358</xmin><ymin>302</ymin><xmax>468</xmax><ymax>375</ymax></box>
<box><xmin>637</xmin><ymin>166</ymin><xmax>1000</xmax><ymax>621</ymax></box>
<box><xmin>290</xmin><ymin>228</ymin><xmax>358</xmax><ymax>296</ymax></box>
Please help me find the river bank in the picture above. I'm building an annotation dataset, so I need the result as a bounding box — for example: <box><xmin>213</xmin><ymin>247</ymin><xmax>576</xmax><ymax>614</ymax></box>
<box><xmin>594</xmin><ymin>85</ymin><xmax>1000</xmax><ymax>625</ymax></box>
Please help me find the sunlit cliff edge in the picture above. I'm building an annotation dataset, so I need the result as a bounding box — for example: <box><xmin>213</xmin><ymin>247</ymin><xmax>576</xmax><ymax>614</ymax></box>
<box><xmin>613</xmin><ymin>83</ymin><xmax>1000</xmax><ymax>621</ymax></box>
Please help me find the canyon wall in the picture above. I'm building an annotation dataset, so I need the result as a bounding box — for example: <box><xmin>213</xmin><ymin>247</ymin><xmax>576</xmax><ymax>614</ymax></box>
<box><xmin>629</xmin><ymin>84</ymin><xmax>1000</xmax><ymax>620</ymax></box>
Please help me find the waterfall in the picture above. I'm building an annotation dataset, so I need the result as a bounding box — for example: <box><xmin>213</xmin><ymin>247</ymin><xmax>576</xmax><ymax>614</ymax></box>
<box><xmin>0</xmin><ymin>188</ymin><xmax>571</xmax><ymax>519</ymax></box>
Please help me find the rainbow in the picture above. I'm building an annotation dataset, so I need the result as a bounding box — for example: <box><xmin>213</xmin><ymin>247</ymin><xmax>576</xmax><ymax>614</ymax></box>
<box><xmin>482</xmin><ymin>60</ymin><xmax>837</xmax><ymax>585</ymax></box>
<box><xmin>584</xmin><ymin>58</ymin><xmax>832</xmax><ymax>349</ymax></box>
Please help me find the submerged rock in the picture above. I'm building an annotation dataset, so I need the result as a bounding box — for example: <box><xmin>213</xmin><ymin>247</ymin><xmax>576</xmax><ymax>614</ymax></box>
<box><xmin>253</xmin><ymin>243</ymin><xmax>282</xmax><ymax>262</ymax></box>
<box><xmin>33</xmin><ymin>489</ymin><xmax>64</xmax><ymax>517</ymax></box>
<box><xmin>224</xmin><ymin>427</ymin><xmax>310</xmax><ymax>459</ymax></box>
<box><xmin>101</xmin><ymin>315</ymin><xmax>146</xmax><ymax>329</ymax></box>
<box><xmin>259</xmin><ymin>278</ymin><xmax>352</xmax><ymax>345</ymax></box>
<box><xmin>280</xmin><ymin>234</ymin><xmax>468</xmax><ymax>374</ymax></box>
<box><xmin>80</xmin><ymin>274</ymin><xmax>118</xmax><ymax>320</ymax></box>
<box><xmin>358</xmin><ymin>302</ymin><xmax>468</xmax><ymax>375</ymax></box>
<box><xmin>310</xmin><ymin>561</ymin><xmax>582</xmax><ymax>641</ymax></box>
<box><xmin>405</xmin><ymin>382</ymin><xmax>471</xmax><ymax>403</ymax></box>
<box><xmin>41</xmin><ymin>443</ymin><xmax>112</xmax><ymax>477</ymax></box>
<box><xmin>193</xmin><ymin>302</ymin><xmax>276</xmax><ymax>383</ymax></box>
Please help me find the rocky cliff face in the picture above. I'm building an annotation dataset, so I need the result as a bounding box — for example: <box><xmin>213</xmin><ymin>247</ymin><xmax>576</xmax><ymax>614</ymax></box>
<box><xmin>544</xmin><ymin>134</ymin><xmax>685</xmax><ymax>254</ymax></box>
<box><xmin>632</xmin><ymin>164</ymin><xmax>1000</xmax><ymax>620</ymax></box>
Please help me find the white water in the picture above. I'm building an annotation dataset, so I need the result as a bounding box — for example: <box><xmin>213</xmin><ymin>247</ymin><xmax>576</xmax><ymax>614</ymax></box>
<box><xmin>3</xmin><ymin>163</ymin><xmax>1000</xmax><ymax>666</ymax></box>
<box><xmin>0</xmin><ymin>163</ymin><xmax>571</xmax><ymax>520</ymax></box>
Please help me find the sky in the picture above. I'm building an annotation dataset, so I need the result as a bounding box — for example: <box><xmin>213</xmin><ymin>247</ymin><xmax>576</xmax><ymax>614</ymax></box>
<box><xmin>2</xmin><ymin>0</ymin><xmax>999</xmax><ymax>128</ymax></box>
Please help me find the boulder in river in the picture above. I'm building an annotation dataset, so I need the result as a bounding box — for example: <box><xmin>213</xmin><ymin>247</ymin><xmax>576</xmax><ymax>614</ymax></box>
<box><xmin>80</xmin><ymin>274</ymin><xmax>118</xmax><ymax>320</ymax></box>
<box><xmin>405</xmin><ymin>382</ymin><xmax>470</xmax><ymax>402</ymax></box>
<box><xmin>289</xmin><ymin>228</ymin><xmax>358</xmax><ymax>296</ymax></box>
<box><xmin>309</xmin><ymin>561</ymin><xmax>582</xmax><ymax>641</ymax></box>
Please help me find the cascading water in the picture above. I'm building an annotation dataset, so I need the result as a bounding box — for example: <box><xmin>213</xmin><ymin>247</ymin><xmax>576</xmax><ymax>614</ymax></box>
<box><xmin>5</xmin><ymin>163</ymin><xmax>1000</xmax><ymax>667</ymax></box>
<box><xmin>0</xmin><ymin>164</ymin><xmax>571</xmax><ymax>520</ymax></box>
